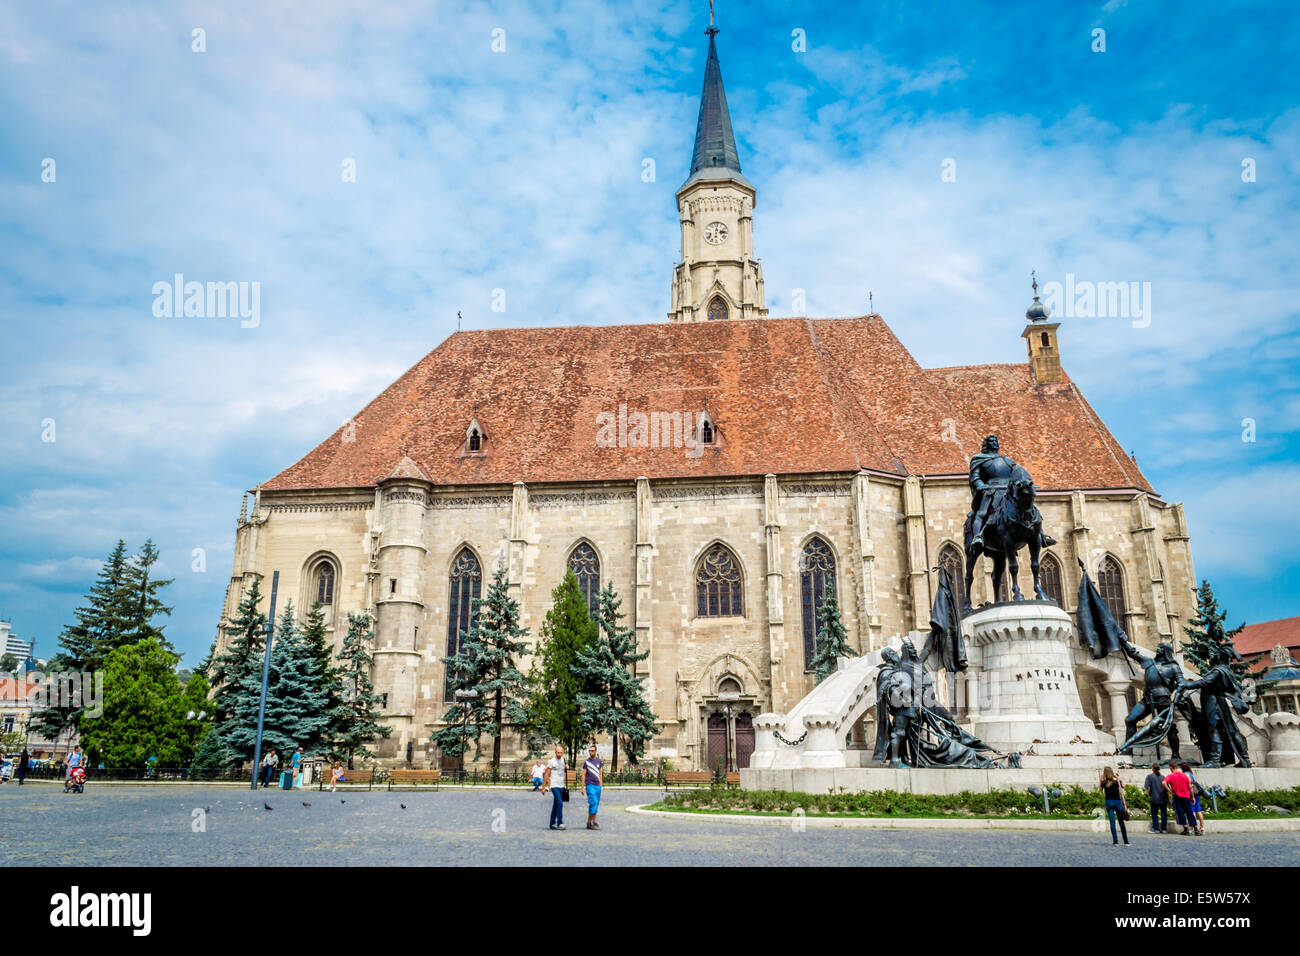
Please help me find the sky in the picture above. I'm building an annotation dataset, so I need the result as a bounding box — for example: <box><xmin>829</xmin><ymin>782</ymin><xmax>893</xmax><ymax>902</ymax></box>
<box><xmin>1</xmin><ymin>0</ymin><xmax>1297</xmax><ymax>667</ymax></box>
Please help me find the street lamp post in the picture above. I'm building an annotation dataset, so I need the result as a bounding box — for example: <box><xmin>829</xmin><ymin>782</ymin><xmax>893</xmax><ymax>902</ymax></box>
<box><xmin>249</xmin><ymin>570</ymin><xmax>280</xmax><ymax>791</ymax></box>
<box><xmin>718</xmin><ymin>691</ymin><xmax>739</xmax><ymax>775</ymax></box>
<box><xmin>454</xmin><ymin>688</ymin><xmax>479</xmax><ymax>782</ymax></box>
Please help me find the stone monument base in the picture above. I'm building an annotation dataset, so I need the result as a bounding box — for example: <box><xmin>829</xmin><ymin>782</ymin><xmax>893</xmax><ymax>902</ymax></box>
<box><xmin>742</xmin><ymin>764</ymin><xmax>1300</xmax><ymax>796</ymax></box>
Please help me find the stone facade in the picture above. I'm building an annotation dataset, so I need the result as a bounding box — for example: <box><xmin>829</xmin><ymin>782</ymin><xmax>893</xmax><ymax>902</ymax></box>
<box><xmin>216</xmin><ymin>471</ymin><xmax>1199</xmax><ymax>769</ymax></box>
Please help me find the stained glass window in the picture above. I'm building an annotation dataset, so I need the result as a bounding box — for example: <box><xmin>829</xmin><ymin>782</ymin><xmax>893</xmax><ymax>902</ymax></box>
<box><xmin>696</xmin><ymin>544</ymin><xmax>743</xmax><ymax>617</ymax></box>
<box><xmin>800</xmin><ymin>537</ymin><xmax>836</xmax><ymax>671</ymax></box>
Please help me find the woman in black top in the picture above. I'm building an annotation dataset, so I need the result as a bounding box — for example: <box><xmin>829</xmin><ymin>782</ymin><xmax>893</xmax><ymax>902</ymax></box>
<box><xmin>1100</xmin><ymin>766</ymin><xmax>1131</xmax><ymax>846</ymax></box>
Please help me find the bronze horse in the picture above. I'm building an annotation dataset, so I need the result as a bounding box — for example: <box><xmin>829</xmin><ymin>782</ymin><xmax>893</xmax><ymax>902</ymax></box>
<box><xmin>962</xmin><ymin>464</ymin><xmax>1050</xmax><ymax>612</ymax></box>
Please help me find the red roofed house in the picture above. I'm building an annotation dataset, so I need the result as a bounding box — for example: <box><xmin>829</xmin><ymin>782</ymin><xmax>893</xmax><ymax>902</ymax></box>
<box><xmin>215</xmin><ymin>32</ymin><xmax>1200</xmax><ymax>771</ymax></box>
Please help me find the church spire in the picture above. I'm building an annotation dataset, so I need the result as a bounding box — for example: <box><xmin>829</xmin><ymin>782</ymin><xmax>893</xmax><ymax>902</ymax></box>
<box><xmin>684</xmin><ymin>29</ymin><xmax>748</xmax><ymax>188</ymax></box>
<box><xmin>668</xmin><ymin>17</ymin><xmax>766</xmax><ymax>323</ymax></box>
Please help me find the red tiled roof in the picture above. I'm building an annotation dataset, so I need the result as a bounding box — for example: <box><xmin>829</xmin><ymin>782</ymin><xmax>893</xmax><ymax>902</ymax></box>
<box><xmin>263</xmin><ymin>316</ymin><xmax>1155</xmax><ymax>493</ymax></box>
<box><xmin>0</xmin><ymin>677</ymin><xmax>39</xmax><ymax>703</ymax></box>
<box><xmin>928</xmin><ymin>364</ymin><xmax>1152</xmax><ymax>492</ymax></box>
<box><xmin>1236</xmin><ymin>617</ymin><xmax>1300</xmax><ymax>657</ymax></box>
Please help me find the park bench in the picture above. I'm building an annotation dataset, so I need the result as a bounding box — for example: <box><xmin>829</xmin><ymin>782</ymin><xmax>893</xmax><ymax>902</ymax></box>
<box><xmin>389</xmin><ymin>769</ymin><xmax>441</xmax><ymax>790</ymax></box>
<box><xmin>662</xmin><ymin>770</ymin><xmax>741</xmax><ymax>788</ymax></box>
<box><xmin>663</xmin><ymin>770</ymin><xmax>714</xmax><ymax>788</ymax></box>
<box><xmin>319</xmin><ymin>768</ymin><xmax>374</xmax><ymax>791</ymax></box>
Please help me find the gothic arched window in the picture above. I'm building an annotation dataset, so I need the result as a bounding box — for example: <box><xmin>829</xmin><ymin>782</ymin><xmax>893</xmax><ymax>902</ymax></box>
<box><xmin>696</xmin><ymin>544</ymin><xmax>743</xmax><ymax>618</ymax></box>
<box><xmin>1040</xmin><ymin>552</ymin><xmax>1064</xmax><ymax>606</ymax></box>
<box><xmin>568</xmin><ymin>542</ymin><xmax>600</xmax><ymax>619</ymax></box>
<box><xmin>707</xmin><ymin>297</ymin><xmax>728</xmax><ymax>322</ymax></box>
<box><xmin>1098</xmin><ymin>556</ymin><xmax>1127</xmax><ymax>625</ymax></box>
<box><xmin>445</xmin><ymin>547</ymin><xmax>483</xmax><ymax>699</ymax></box>
<box><xmin>700</xmin><ymin>417</ymin><xmax>715</xmax><ymax>445</ymax></box>
<box><xmin>800</xmin><ymin>537</ymin><xmax>837</xmax><ymax>672</ymax></box>
<box><xmin>938</xmin><ymin>544</ymin><xmax>966</xmax><ymax>612</ymax></box>
<box><xmin>313</xmin><ymin>560</ymin><xmax>336</xmax><ymax>606</ymax></box>
<box><xmin>468</xmin><ymin>428</ymin><xmax>481</xmax><ymax>452</ymax></box>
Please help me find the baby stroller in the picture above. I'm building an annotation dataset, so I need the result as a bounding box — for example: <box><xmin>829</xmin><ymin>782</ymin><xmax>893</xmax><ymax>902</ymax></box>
<box><xmin>64</xmin><ymin>766</ymin><xmax>86</xmax><ymax>794</ymax></box>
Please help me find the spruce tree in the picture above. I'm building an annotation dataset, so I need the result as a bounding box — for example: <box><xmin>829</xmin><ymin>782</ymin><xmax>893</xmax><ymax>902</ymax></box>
<box><xmin>300</xmin><ymin>601</ymin><xmax>348</xmax><ymax>752</ymax></box>
<box><xmin>529</xmin><ymin>570</ymin><xmax>597</xmax><ymax>761</ymax></box>
<box><xmin>334</xmin><ymin>612</ymin><xmax>391</xmax><ymax>768</ymax></box>
<box><xmin>224</xmin><ymin>603</ymin><xmax>331</xmax><ymax>762</ymax></box>
<box><xmin>122</xmin><ymin>539</ymin><xmax>175</xmax><ymax>652</ymax></box>
<box><xmin>1182</xmin><ymin>580</ymin><xmax>1255</xmax><ymax>680</ymax></box>
<box><xmin>574</xmin><ymin>581</ymin><xmax>658</xmax><ymax>769</ymax></box>
<box><xmin>211</xmin><ymin>577</ymin><xmax>267</xmax><ymax>728</ymax></box>
<box><xmin>33</xmin><ymin>540</ymin><xmax>136</xmax><ymax>738</ymax></box>
<box><xmin>808</xmin><ymin>582</ymin><xmax>857</xmax><ymax>684</ymax></box>
<box><xmin>192</xmin><ymin>724</ymin><xmax>235</xmax><ymax>772</ymax></box>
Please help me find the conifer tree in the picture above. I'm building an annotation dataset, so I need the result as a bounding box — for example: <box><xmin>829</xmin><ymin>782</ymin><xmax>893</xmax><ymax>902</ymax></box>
<box><xmin>122</xmin><ymin>539</ymin><xmax>175</xmax><ymax>651</ymax></box>
<box><xmin>192</xmin><ymin>724</ymin><xmax>235</xmax><ymax>771</ymax></box>
<box><xmin>529</xmin><ymin>570</ymin><xmax>597</xmax><ymax>761</ymax></box>
<box><xmin>574</xmin><ymin>581</ymin><xmax>658</xmax><ymax>769</ymax></box>
<box><xmin>432</xmin><ymin>563</ymin><xmax>533</xmax><ymax>769</ymax></box>
<box><xmin>33</xmin><ymin>540</ymin><xmax>136</xmax><ymax>737</ymax></box>
<box><xmin>334</xmin><ymin>612</ymin><xmax>391</xmax><ymax>768</ymax></box>
<box><xmin>300</xmin><ymin>600</ymin><xmax>348</xmax><ymax>750</ymax></box>
<box><xmin>79</xmin><ymin>638</ymin><xmax>193</xmax><ymax>767</ymax></box>
<box><xmin>1182</xmin><ymin>580</ymin><xmax>1255</xmax><ymax>680</ymax></box>
<box><xmin>211</xmin><ymin>577</ymin><xmax>267</xmax><ymax>728</ymax></box>
<box><xmin>224</xmin><ymin>603</ymin><xmax>331</xmax><ymax>762</ymax></box>
<box><xmin>808</xmin><ymin>582</ymin><xmax>857</xmax><ymax>684</ymax></box>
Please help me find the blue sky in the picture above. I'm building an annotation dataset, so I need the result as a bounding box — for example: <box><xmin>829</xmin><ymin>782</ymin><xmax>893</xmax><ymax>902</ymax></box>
<box><xmin>1</xmin><ymin>0</ymin><xmax>1297</xmax><ymax>666</ymax></box>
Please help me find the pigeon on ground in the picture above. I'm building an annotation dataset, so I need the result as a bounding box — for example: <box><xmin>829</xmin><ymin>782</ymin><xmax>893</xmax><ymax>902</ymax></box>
<box><xmin>263</xmin><ymin>803</ymin><xmax>273</xmax><ymax>811</ymax></box>
<box><xmin>340</xmin><ymin>799</ymin><xmax>346</xmax><ymax>804</ymax></box>
<box><xmin>302</xmin><ymin>802</ymin><xmax>311</xmax><ymax>807</ymax></box>
<box><xmin>400</xmin><ymin>803</ymin><xmax>407</xmax><ymax>809</ymax></box>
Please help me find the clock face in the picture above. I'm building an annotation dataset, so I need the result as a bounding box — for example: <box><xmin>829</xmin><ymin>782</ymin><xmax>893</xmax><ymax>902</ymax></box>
<box><xmin>703</xmin><ymin>221</ymin><xmax>728</xmax><ymax>245</ymax></box>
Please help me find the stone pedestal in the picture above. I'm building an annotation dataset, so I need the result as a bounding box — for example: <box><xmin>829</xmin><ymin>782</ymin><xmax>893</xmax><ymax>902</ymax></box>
<box><xmin>966</xmin><ymin>602</ymin><xmax>1103</xmax><ymax>755</ymax></box>
<box><xmin>1265</xmin><ymin>713</ymin><xmax>1300</xmax><ymax>769</ymax></box>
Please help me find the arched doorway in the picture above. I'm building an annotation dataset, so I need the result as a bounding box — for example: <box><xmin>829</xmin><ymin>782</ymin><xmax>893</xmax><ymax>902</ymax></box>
<box><xmin>701</xmin><ymin>677</ymin><xmax>756</xmax><ymax>772</ymax></box>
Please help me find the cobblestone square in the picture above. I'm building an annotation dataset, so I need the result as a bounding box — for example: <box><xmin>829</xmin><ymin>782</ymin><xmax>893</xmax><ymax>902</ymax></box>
<box><xmin>3</xmin><ymin>785</ymin><xmax>1296</xmax><ymax>867</ymax></box>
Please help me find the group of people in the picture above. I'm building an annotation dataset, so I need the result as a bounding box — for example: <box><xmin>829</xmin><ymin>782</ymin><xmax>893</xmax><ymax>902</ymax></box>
<box><xmin>530</xmin><ymin>744</ymin><xmax>604</xmax><ymax>831</ymax></box>
<box><xmin>1101</xmin><ymin>760</ymin><xmax>1212</xmax><ymax>845</ymax></box>
<box><xmin>259</xmin><ymin>747</ymin><xmax>306</xmax><ymax>788</ymax></box>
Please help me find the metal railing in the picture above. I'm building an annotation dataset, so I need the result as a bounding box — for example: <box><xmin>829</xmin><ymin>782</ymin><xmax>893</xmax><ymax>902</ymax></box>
<box><xmin>13</xmin><ymin>765</ymin><xmax>252</xmax><ymax>783</ymax></box>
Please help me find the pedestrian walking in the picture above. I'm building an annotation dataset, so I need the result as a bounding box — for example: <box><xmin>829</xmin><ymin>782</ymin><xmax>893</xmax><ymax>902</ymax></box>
<box><xmin>542</xmin><ymin>744</ymin><xmax>567</xmax><ymax>830</ymax></box>
<box><xmin>1143</xmin><ymin>762</ymin><xmax>1168</xmax><ymax>833</ymax></box>
<box><xmin>1164</xmin><ymin>759</ymin><xmax>1195</xmax><ymax>834</ymax></box>
<box><xmin>291</xmin><ymin>747</ymin><xmax>304</xmax><ymax>789</ymax></box>
<box><xmin>17</xmin><ymin>748</ymin><xmax>28</xmax><ymax>786</ymax></box>
<box><xmin>1099</xmin><ymin>766</ymin><xmax>1131</xmax><ymax>846</ymax></box>
<box><xmin>261</xmin><ymin>748</ymin><xmax>279</xmax><ymax>788</ymax></box>
<box><xmin>66</xmin><ymin>746</ymin><xmax>82</xmax><ymax>785</ymax></box>
<box><xmin>583</xmin><ymin>743</ymin><xmax>603</xmax><ymax>830</ymax></box>
<box><xmin>1185</xmin><ymin>763</ymin><xmax>1206</xmax><ymax>835</ymax></box>
<box><xmin>530</xmin><ymin>759</ymin><xmax>545</xmax><ymax>792</ymax></box>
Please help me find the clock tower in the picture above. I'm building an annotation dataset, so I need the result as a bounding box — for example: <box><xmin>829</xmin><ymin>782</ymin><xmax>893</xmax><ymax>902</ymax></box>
<box><xmin>668</xmin><ymin>28</ymin><xmax>767</xmax><ymax>323</ymax></box>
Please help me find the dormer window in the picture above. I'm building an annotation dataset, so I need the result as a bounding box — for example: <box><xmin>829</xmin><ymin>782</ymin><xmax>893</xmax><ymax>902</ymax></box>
<box><xmin>464</xmin><ymin>418</ymin><xmax>486</xmax><ymax>455</ymax></box>
<box><xmin>696</xmin><ymin>410</ymin><xmax>717</xmax><ymax>446</ymax></box>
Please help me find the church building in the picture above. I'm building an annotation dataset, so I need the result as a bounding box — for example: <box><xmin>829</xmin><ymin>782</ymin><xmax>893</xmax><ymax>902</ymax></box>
<box><xmin>216</xmin><ymin>29</ymin><xmax>1198</xmax><ymax>771</ymax></box>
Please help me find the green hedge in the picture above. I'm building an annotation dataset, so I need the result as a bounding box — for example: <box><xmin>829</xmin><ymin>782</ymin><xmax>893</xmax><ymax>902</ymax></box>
<box><xmin>659</xmin><ymin>785</ymin><xmax>1300</xmax><ymax>818</ymax></box>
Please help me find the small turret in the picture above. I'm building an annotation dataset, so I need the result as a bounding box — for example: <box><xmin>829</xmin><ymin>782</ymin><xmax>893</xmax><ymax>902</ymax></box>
<box><xmin>1021</xmin><ymin>272</ymin><xmax>1063</xmax><ymax>384</ymax></box>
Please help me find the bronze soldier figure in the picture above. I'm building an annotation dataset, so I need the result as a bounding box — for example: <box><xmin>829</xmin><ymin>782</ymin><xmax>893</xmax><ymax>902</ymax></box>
<box><xmin>1117</xmin><ymin>639</ymin><xmax>1189</xmax><ymax>758</ymax></box>
<box><xmin>1175</xmin><ymin>643</ymin><xmax>1253</xmax><ymax>768</ymax></box>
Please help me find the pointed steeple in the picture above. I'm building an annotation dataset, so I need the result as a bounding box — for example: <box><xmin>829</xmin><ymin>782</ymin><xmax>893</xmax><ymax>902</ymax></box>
<box><xmin>684</xmin><ymin>32</ymin><xmax>750</xmax><ymax>189</ymax></box>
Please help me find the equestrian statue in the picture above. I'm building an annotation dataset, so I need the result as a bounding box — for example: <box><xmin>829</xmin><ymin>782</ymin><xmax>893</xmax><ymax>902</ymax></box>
<box><xmin>962</xmin><ymin>434</ymin><xmax>1057</xmax><ymax>612</ymax></box>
